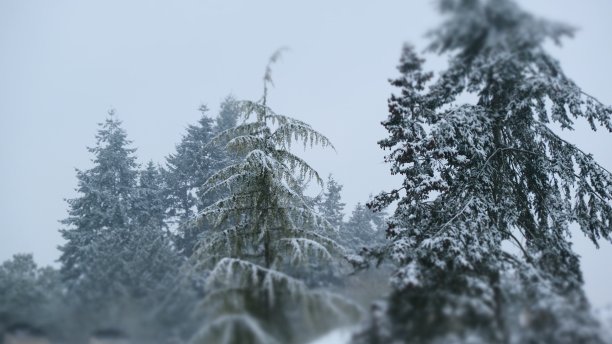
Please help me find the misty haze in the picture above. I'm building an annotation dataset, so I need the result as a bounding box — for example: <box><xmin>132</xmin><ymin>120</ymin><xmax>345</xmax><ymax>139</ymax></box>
<box><xmin>2</xmin><ymin>1</ymin><xmax>612</xmax><ymax>343</ymax></box>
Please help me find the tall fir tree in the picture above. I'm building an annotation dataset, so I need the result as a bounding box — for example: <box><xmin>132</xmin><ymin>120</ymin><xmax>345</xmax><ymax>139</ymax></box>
<box><xmin>342</xmin><ymin>202</ymin><xmax>386</xmax><ymax>252</ymax></box>
<box><xmin>318</xmin><ymin>175</ymin><xmax>346</xmax><ymax>232</ymax></box>
<box><xmin>165</xmin><ymin>97</ymin><xmax>241</xmax><ymax>257</ymax></box>
<box><xmin>360</xmin><ymin>0</ymin><xmax>612</xmax><ymax>343</ymax></box>
<box><xmin>216</xmin><ymin>95</ymin><xmax>241</xmax><ymax>132</ymax></box>
<box><xmin>165</xmin><ymin>107</ymin><xmax>219</xmax><ymax>224</ymax></box>
<box><xmin>58</xmin><ymin>113</ymin><xmax>182</xmax><ymax>338</ymax></box>
<box><xmin>133</xmin><ymin>161</ymin><xmax>167</xmax><ymax>231</ymax></box>
<box><xmin>59</xmin><ymin>112</ymin><xmax>139</xmax><ymax>287</ymax></box>
<box><xmin>189</xmin><ymin>51</ymin><xmax>359</xmax><ymax>344</ymax></box>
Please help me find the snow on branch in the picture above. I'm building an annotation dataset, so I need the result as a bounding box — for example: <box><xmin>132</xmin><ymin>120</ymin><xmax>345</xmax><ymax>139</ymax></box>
<box><xmin>279</xmin><ymin>238</ymin><xmax>333</xmax><ymax>264</ymax></box>
<box><xmin>189</xmin><ymin>314</ymin><xmax>279</xmax><ymax>344</ymax></box>
<box><xmin>206</xmin><ymin>258</ymin><xmax>306</xmax><ymax>306</ymax></box>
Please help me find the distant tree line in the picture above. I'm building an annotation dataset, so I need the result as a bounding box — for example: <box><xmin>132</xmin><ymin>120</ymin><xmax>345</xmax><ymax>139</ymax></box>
<box><xmin>0</xmin><ymin>63</ymin><xmax>385</xmax><ymax>343</ymax></box>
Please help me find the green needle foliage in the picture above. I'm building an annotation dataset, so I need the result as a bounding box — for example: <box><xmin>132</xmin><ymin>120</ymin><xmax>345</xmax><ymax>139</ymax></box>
<box><xmin>189</xmin><ymin>51</ymin><xmax>360</xmax><ymax>344</ymax></box>
<box><xmin>359</xmin><ymin>0</ymin><xmax>612</xmax><ymax>343</ymax></box>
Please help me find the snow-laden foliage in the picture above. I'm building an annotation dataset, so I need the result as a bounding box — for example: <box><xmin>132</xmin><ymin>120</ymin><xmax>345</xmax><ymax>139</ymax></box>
<box><xmin>315</xmin><ymin>177</ymin><xmax>387</xmax><ymax>256</ymax></box>
<box><xmin>189</xmin><ymin>52</ymin><xmax>360</xmax><ymax>344</ymax></box>
<box><xmin>59</xmin><ymin>113</ymin><xmax>141</xmax><ymax>291</ymax></box>
<box><xmin>313</xmin><ymin>178</ymin><xmax>388</xmax><ymax>275</ymax></box>
<box><xmin>360</xmin><ymin>0</ymin><xmax>612</xmax><ymax>343</ymax></box>
<box><xmin>190</xmin><ymin>259</ymin><xmax>360</xmax><ymax>344</ymax></box>
<box><xmin>317</xmin><ymin>175</ymin><xmax>346</xmax><ymax>232</ymax></box>
<box><xmin>0</xmin><ymin>254</ymin><xmax>63</xmax><ymax>334</ymax></box>
<box><xmin>342</xmin><ymin>202</ymin><xmax>387</xmax><ymax>253</ymax></box>
<box><xmin>57</xmin><ymin>113</ymin><xmax>185</xmax><ymax>340</ymax></box>
<box><xmin>133</xmin><ymin>161</ymin><xmax>167</xmax><ymax>231</ymax></box>
<box><xmin>164</xmin><ymin>97</ymin><xmax>241</xmax><ymax>256</ymax></box>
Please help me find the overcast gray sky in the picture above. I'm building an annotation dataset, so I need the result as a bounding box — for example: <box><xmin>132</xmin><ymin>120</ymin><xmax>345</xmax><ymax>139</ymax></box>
<box><xmin>1</xmin><ymin>0</ymin><xmax>611</xmax><ymax>307</ymax></box>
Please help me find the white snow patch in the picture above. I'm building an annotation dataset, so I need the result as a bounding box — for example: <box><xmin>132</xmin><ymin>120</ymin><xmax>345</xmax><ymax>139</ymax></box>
<box><xmin>307</xmin><ymin>327</ymin><xmax>355</xmax><ymax>344</ymax></box>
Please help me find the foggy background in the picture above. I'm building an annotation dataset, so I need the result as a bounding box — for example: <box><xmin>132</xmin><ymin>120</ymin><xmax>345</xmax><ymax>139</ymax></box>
<box><xmin>1</xmin><ymin>0</ymin><xmax>611</xmax><ymax>307</ymax></box>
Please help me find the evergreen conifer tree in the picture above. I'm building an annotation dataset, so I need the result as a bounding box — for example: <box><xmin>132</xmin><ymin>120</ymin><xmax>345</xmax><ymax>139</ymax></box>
<box><xmin>216</xmin><ymin>95</ymin><xmax>241</xmax><ymax>133</ymax></box>
<box><xmin>189</xmin><ymin>51</ymin><xmax>359</xmax><ymax>344</ymax></box>
<box><xmin>58</xmin><ymin>113</ymin><xmax>182</xmax><ymax>338</ymax></box>
<box><xmin>342</xmin><ymin>202</ymin><xmax>386</xmax><ymax>252</ymax></box>
<box><xmin>59</xmin><ymin>112</ymin><xmax>139</xmax><ymax>288</ymax></box>
<box><xmin>318</xmin><ymin>175</ymin><xmax>346</xmax><ymax>232</ymax></box>
<box><xmin>134</xmin><ymin>161</ymin><xmax>167</xmax><ymax>231</ymax></box>
<box><xmin>361</xmin><ymin>0</ymin><xmax>612</xmax><ymax>343</ymax></box>
<box><xmin>165</xmin><ymin>107</ymin><xmax>219</xmax><ymax>224</ymax></box>
<box><xmin>165</xmin><ymin>98</ymin><xmax>241</xmax><ymax>256</ymax></box>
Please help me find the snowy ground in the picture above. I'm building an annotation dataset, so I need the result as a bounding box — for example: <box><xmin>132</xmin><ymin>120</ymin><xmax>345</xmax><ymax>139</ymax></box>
<box><xmin>308</xmin><ymin>327</ymin><xmax>354</xmax><ymax>344</ymax></box>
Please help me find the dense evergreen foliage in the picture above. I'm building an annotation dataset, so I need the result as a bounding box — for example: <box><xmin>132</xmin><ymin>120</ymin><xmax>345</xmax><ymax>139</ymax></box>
<box><xmin>0</xmin><ymin>254</ymin><xmax>63</xmax><ymax>336</ymax></box>
<box><xmin>359</xmin><ymin>0</ymin><xmax>612</xmax><ymax>343</ymax></box>
<box><xmin>318</xmin><ymin>175</ymin><xmax>346</xmax><ymax>232</ymax></box>
<box><xmin>342</xmin><ymin>202</ymin><xmax>386</xmax><ymax>252</ymax></box>
<box><xmin>164</xmin><ymin>97</ymin><xmax>241</xmax><ymax>257</ymax></box>
<box><xmin>59</xmin><ymin>113</ymin><xmax>140</xmax><ymax>288</ymax></box>
<box><xmin>56</xmin><ymin>114</ymin><xmax>184</xmax><ymax>341</ymax></box>
<box><xmin>188</xmin><ymin>52</ymin><xmax>360</xmax><ymax>344</ymax></box>
<box><xmin>316</xmin><ymin>177</ymin><xmax>387</xmax><ymax>256</ymax></box>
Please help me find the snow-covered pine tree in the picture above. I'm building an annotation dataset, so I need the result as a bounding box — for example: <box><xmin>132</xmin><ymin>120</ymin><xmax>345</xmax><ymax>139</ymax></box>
<box><xmin>318</xmin><ymin>175</ymin><xmax>346</xmax><ymax>232</ymax></box>
<box><xmin>164</xmin><ymin>107</ymin><xmax>219</xmax><ymax>256</ymax></box>
<box><xmin>342</xmin><ymin>202</ymin><xmax>386</xmax><ymax>252</ymax></box>
<box><xmin>133</xmin><ymin>161</ymin><xmax>167</xmax><ymax>231</ymax></box>
<box><xmin>58</xmin><ymin>113</ymin><xmax>182</xmax><ymax>338</ymax></box>
<box><xmin>189</xmin><ymin>51</ymin><xmax>360</xmax><ymax>344</ymax></box>
<box><xmin>360</xmin><ymin>0</ymin><xmax>612</xmax><ymax>343</ymax></box>
<box><xmin>216</xmin><ymin>95</ymin><xmax>242</xmax><ymax>133</ymax></box>
<box><xmin>165</xmin><ymin>97</ymin><xmax>241</xmax><ymax>257</ymax></box>
<box><xmin>59</xmin><ymin>112</ymin><xmax>139</xmax><ymax>289</ymax></box>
